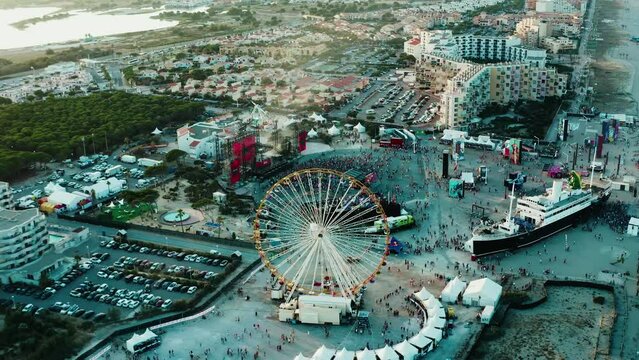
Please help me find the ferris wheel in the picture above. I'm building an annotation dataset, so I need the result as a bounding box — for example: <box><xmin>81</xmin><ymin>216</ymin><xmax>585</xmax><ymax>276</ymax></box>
<box><xmin>254</xmin><ymin>168</ymin><xmax>390</xmax><ymax>301</ymax></box>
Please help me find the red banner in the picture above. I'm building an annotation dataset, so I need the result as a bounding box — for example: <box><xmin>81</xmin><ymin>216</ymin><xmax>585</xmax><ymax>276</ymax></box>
<box><xmin>298</xmin><ymin>131</ymin><xmax>307</xmax><ymax>152</ymax></box>
<box><xmin>230</xmin><ymin>159</ymin><xmax>241</xmax><ymax>184</ymax></box>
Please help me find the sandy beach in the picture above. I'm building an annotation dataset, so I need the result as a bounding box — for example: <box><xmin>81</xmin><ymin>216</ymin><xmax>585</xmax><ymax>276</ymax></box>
<box><xmin>592</xmin><ymin>0</ymin><xmax>639</xmax><ymax>114</ymax></box>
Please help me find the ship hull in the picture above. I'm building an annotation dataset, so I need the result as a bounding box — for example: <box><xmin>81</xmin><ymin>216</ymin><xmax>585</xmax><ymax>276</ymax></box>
<box><xmin>468</xmin><ymin>195</ymin><xmax>608</xmax><ymax>258</ymax></box>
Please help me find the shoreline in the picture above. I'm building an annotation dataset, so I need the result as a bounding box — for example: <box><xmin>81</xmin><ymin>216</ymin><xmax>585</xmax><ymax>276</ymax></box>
<box><xmin>592</xmin><ymin>0</ymin><xmax>639</xmax><ymax>114</ymax></box>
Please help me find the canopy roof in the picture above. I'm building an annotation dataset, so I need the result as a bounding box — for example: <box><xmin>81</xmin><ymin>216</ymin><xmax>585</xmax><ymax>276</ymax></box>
<box><xmin>375</xmin><ymin>345</ymin><xmax>399</xmax><ymax>360</ymax></box>
<box><xmin>334</xmin><ymin>347</ymin><xmax>356</xmax><ymax>360</ymax></box>
<box><xmin>356</xmin><ymin>347</ymin><xmax>376</xmax><ymax>360</ymax></box>
<box><xmin>354</xmin><ymin>122</ymin><xmax>366</xmax><ymax>133</ymax></box>
<box><xmin>441</xmin><ymin>276</ymin><xmax>467</xmax><ymax>303</ymax></box>
<box><xmin>126</xmin><ymin>329</ymin><xmax>158</xmax><ymax>353</ymax></box>
<box><xmin>463</xmin><ymin>278</ymin><xmax>502</xmax><ymax>305</ymax></box>
<box><xmin>328</xmin><ymin>125</ymin><xmax>341</xmax><ymax>136</ymax></box>
<box><xmin>393</xmin><ymin>340</ymin><xmax>418</xmax><ymax>359</ymax></box>
<box><xmin>408</xmin><ymin>333</ymin><xmax>433</xmax><ymax>350</ymax></box>
<box><xmin>420</xmin><ymin>325</ymin><xmax>443</xmax><ymax>342</ymax></box>
<box><xmin>313</xmin><ymin>345</ymin><xmax>336</xmax><ymax>360</ymax></box>
<box><xmin>428</xmin><ymin>316</ymin><xmax>447</xmax><ymax>329</ymax></box>
<box><xmin>413</xmin><ymin>287</ymin><xmax>433</xmax><ymax>301</ymax></box>
<box><xmin>151</xmin><ymin>127</ymin><xmax>163</xmax><ymax>135</ymax></box>
<box><xmin>293</xmin><ymin>353</ymin><xmax>311</xmax><ymax>360</ymax></box>
<box><xmin>310</xmin><ymin>112</ymin><xmax>327</xmax><ymax>122</ymax></box>
<box><xmin>307</xmin><ymin>128</ymin><xmax>318</xmax><ymax>138</ymax></box>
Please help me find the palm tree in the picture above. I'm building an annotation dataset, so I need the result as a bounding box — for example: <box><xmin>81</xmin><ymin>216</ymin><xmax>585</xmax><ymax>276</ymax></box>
<box><xmin>177</xmin><ymin>209</ymin><xmax>186</xmax><ymax>233</ymax></box>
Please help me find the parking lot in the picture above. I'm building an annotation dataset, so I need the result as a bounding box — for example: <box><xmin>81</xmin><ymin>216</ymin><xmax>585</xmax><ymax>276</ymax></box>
<box><xmin>331</xmin><ymin>79</ymin><xmax>439</xmax><ymax>127</ymax></box>
<box><xmin>0</xmin><ymin>235</ymin><xmax>239</xmax><ymax>323</ymax></box>
<box><xmin>9</xmin><ymin>146</ymin><xmax>169</xmax><ymax>210</ymax></box>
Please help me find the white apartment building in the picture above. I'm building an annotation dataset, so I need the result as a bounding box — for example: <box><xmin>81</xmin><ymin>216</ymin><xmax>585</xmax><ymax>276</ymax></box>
<box><xmin>0</xmin><ymin>182</ymin><xmax>14</xmax><ymax>210</ymax></box>
<box><xmin>405</xmin><ymin>30</ymin><xmax>548</xmax><ymax>67</ymax></box>
<box><xmin>536</xmin><ymin>0</ymin><xmax>586</xmax><ymax>14</ymax></box>
<box><xmin>542</xmin><ymin>36</ymin><xmax>577</xmax><ymax>53</ymax></box>
<box><xmin>0</xmin><ymin>208</ymin><xmax>50</xmax><ymax>272</ymax></box>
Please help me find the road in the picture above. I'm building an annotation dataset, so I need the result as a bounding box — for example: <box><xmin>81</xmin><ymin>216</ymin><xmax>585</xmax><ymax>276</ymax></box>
<box><xmin>545</xmin><ymin>0</ymin><xmax>597</xmax><ymax>142</ymax></box>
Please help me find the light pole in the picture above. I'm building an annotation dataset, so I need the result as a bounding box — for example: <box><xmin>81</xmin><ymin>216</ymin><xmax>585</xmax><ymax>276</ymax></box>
<box><xmin>533</xmin><ymin>136</ymin><xmax>539</xmax><ymax>151</ymax></box>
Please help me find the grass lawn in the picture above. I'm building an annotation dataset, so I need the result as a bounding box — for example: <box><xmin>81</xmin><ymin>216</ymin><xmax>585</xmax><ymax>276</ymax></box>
<box><xmin>106</xmin><ymin>203</ymin><xmax>154</xmax><ymax>222</ymax></box>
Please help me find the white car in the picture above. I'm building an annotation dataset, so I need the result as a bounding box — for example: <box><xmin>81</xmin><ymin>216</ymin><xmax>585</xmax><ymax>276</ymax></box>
<box><xmin>22</xmin><ymin>304</ymin><xmax>34</xmax><ymax>313</ymax></box>
<box><xmin>97</xmin><ymin>271</ymin><xmax>108</xmax><ymax>278</ymax></box>
<box><xmin>161</xmin><ymin>299</ymin><xmax>172</xmax><ymax>309</ymax></box>
<box><xmin>187</xmin><ymin>286</ymin><xmax>197</xmax><ymax>294</ymax></box>
<box><xmin>128</xmin><ymin>300</ymin><xmax>139</xmax><ymax>308</ymax></box>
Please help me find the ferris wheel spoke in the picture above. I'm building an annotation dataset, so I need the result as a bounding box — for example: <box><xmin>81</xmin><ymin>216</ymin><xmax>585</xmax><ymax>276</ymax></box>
<box><xmin>286</xmin><ymin>175</ymin><xmax>320</xmax><ymax>225</ymax></box>
<box><xmin>270</xmin><ymin>184</ymin><xmax>316</xmax><ymax>226</ymax></box>
<box><xmin>325</xmin><ymin>199</ymin><xmax>377</xmax><ymax>232</ymax></box>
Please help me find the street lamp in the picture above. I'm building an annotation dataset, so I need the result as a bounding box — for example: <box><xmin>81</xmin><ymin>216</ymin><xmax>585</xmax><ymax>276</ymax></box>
<box><xmin>533</xmin><ymin>136</ymin><xmax>540</xmax><ymax>151</ymax></box>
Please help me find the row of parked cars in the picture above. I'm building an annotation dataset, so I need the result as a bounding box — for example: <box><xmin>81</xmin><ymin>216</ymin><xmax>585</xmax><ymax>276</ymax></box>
<box><xmin>0</xmin><ymin>298</ymin><xmax>106</xmax><ymax>322</ymax></box>
<box><xmin>102</xmin><ymin>239</ymin><xmax>230</xmax><ymax>268</ymax></box>
<box><xmin>125</xmin><ymin>273</ymin><xmax>198</xmax><ymax>295</ymax></box>
<box><xmin>2</xmin><ymin>284</ymin><xmax>57</xmax><ymax>300</ymax></box>
<box><xmin>69</xmin><ymin>280</ymin><xmax>172</xmax><ymax>309</ymax></box>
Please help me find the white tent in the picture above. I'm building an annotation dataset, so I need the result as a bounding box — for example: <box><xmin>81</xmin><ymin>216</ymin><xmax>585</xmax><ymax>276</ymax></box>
<box><xmin>328</xmin><ymin>125</ymin><xmax>341</xmax><ymax>136</ymax></box>
<box><xmin>408</xmin><ymin>333</ymin><xmax>433</xmax><ymax>352</ymax></box>
<box><xmin>312</xmin><ymin>345</ymin><xmax>336</xmax><ymax>360</ymax></box>
<box><xmin>413</xmin><ymin>287</ymin><xmax>433</xmax><ymax>301</ymax></box>
<box><xmin>481</xmin><ymin>305</ymin><xmax>495</xmax><ymax>324</ymax></box>
<box><xmin>294</xmin><ymin>353</ymin><xmax>312</xmax><ymax>360</ymax></box>
<box><xmin>428</xmin><ymin>316</ymin><xmax>447</xmax><ymax>329</ymax></box>
<box><xmin>48</xmin><ymin>191</ymin><xmax>86</xmax><ymax>210</ymax></box>
<box><xmin>307</xmin><ymin>128</ymin><xmax>318</xmax><ymax>138</ymax></box>
<box><xmin>463</xmin><ymin>278</ymin><xmax>502</xmax><ymax>307</ymax></box>
<box><xmin>107</xmin><ymin>202</ymin><xmax>116</xmax><ymax>208</ymax></box>
<box><xmin>424</xmin><ymin>297</ymin><xmax>441</xmax><ymax>310</ymax></box>
<box><xmin>375</xmin><ymin>345</ymin><xmax>399</xmax><ymax>360</ymax></box>
<box><xmin>213</xmin><ymin>191</ymin><xmax>227</xmax><ymax>203</ymax></box>
<box><xmin>441</xmin><ymin>276</ymin><xmax>467</xmax><ymax>303</ymax></box>
<box><xmin>356</xmin><ymin>347</ymin><xmax>376</xmax><ymax>360</ymax></box>
<box><xmin>333</xmin><ymin>347</ymin><xmax>356</xmax><ymax>360</ymax></box>
<box><xmin>44</xmin><ymin>182</ymin><xmax>65</xmax><ymax>195</ymax></box>
<box><xmin>354</xmin><ymin>122</ymin><xmax>366</xmax><ymax>133</ymax></box>
<box><xmin>82</xmin><ymin>182</ymin><xmax>109</xmax><ymax>199</ymax></box>
<box><xmin>420</xmin><ymin>325</ymin><xmax>443</xmax><ymax>345</ymax></box>
<box><xmin>310</xmin><ymin>112</ymin><xmax>327</xmax><ymax>123</ymax></box>
<box><xmin>393</xmin><ymin>340</ymin><xmax>418</xmax><ymax>360</ymax></box>
<box><xmin>126</xmin><ymin>329</ymin><xmax>158</xmax><ymax>353</ymax></box>
<box><xmin>151</xmin><ymin>128</ymin><xmax>163</xmax><ymax>135</ymax></box>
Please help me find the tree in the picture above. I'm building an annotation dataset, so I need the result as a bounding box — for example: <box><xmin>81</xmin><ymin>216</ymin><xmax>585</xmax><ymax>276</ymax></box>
<box><xmin>177</xmin><ymin>209</ymin><xmax>186</xmax><ymax>233</ymax></box>
<box><xmin>0</xmin><ymin>96</ymin><xmax>12</xmax><ymax>105</ymax></box>
<box><xmin>39</xmin><ymin>272</ymin><xmax>53</xmax><ymax>288</ymax></box>
<box><xmin>106</xmin><ymin>307</ymin><xmax>121</xmax><ymax>321</ymax></box>
<box><xmin>165</xmin><ymin>149</ymin><xmax>187</xmax><ymax>164</ymax></box>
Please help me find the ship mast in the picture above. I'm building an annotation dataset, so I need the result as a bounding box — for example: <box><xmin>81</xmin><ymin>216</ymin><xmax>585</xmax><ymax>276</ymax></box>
<box><xmin>589</xmin><ymin>142</ymin><xmax>597</xmax><ymax>190</ymax></box>
<box><xmin>507</xmin><ymin>181</ymin><xmax>516</xmax><ymax>223</ymax></box>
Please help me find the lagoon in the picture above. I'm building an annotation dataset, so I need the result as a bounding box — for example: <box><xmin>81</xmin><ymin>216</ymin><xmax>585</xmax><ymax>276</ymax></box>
<box><xmin>0</xmin><ymin>7</ymin><xmax>180</xmax><ymax>50</ymax></box>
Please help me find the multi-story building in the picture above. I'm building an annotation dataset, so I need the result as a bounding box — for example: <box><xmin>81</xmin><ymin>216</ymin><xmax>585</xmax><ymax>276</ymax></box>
<box><xmin>0</xmin><ymin>182</ymin><xmax>14</xmax><ymax>210</ymax></box>
<box><xmin>405</xmin><ymin>30</ymin><xmax>548</xmax><ymax>67</ymax></box>
<box><xmin>542</xmin><ymin>36</ymin><xmax>578</xmax><ymax>53</ymax></box>
<box><xmin>515</xmin><ymin>18</ymin><xmax>553</xmax><ymax>46</ymax></box>
<box><xmin>536</xmin><ymin>0</ymin><xmax>586</xmax><ymax>14</ymax></box>
<box><xmin>409</xmin><ymin>30</ymin><xmax>567</xmax><ymax>128</ymax></box>
<box><xmin>441</xmin><ymin>63</ymin><xmax>567</xmax><ymax>128</ymax></box>
<box><xmin>0</xmin><ymin>208</ymin><xmax>50</xmax><ymax>272</ymax></box>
